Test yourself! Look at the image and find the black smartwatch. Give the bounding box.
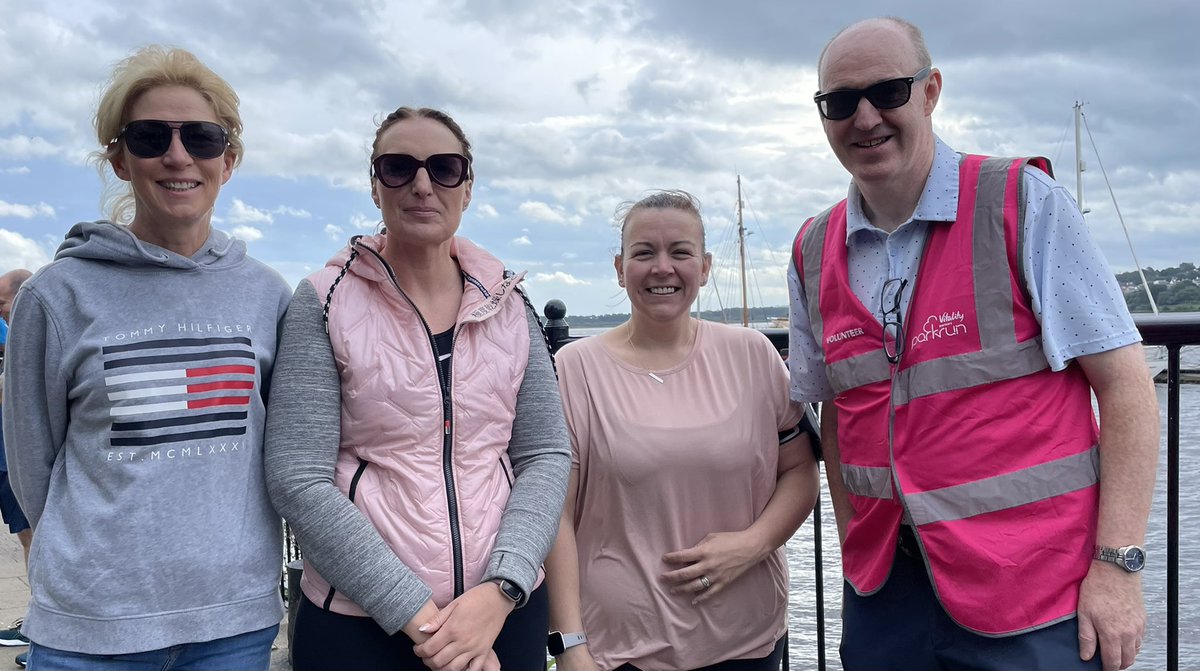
[547,631,588,656]
[1094,544,1146,572]
[491,578,524,604]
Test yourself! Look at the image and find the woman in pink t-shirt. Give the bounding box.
[545,190,820,670]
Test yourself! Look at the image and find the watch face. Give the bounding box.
[1122,547,1146,572]
[497,579,523,602]
[547,632,565,656]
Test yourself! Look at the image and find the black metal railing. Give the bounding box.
[1132,312,1199,671]
[543,304,1200,671]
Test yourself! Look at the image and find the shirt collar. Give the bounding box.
[844,136,961,239]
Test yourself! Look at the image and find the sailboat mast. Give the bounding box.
[737,175,749,327]
[1076,102,1158,313]
[1074,101,1088,214]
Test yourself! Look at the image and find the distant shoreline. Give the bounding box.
[551,306,1179,328]
[553,306,790,328]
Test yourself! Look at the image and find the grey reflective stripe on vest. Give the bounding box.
[799,210,830,356]
[973,157,1020,352]
[841,463,893,499]
[801,207,891,392]
[892,337,1048,405]
[892,156,1049,404]
[828,350,891,391]
[905,446,1099,525]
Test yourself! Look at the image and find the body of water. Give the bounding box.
[783,347,1200,670]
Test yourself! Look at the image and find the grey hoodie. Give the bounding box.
[1,221,289,653]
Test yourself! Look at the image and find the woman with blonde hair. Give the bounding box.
[2,46,289,669]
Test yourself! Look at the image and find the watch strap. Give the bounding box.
[1094,544,1146,572]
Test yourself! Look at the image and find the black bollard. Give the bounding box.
[544,299,571,353]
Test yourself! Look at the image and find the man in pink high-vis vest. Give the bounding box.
[787,16,1159,671]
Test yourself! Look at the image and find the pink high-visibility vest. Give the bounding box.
[794,155,1100,635]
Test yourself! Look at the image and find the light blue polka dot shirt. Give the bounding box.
[788,137,1140,403]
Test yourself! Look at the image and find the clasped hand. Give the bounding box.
[412,583,514,671]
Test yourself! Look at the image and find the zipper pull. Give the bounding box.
[444,419,451,435]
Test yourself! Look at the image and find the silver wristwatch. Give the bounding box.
[1094,544,1146,572]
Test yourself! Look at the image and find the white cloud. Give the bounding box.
[325,224,345,241]
[273,205,312,219]
[0,200,54,219]
[0,229,52,271]
[475,204,499,218]
[230,225,264,242]
[517,201,582,226]
[3,166,31,175]
[533,271,589,285]
[1,1,1197,320]
[349,212,380,231]
[511,235,532,246]
[0,135,60,158]
[228,199,274,225]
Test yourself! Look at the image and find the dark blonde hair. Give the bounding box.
[93,45,243,224]
[615,189,706,253]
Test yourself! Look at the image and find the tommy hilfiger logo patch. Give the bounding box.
[102,336,256,452]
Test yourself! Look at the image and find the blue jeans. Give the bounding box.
[28,624,278,671]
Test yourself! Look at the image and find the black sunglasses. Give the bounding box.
[117,120,229,160]
[372,153,470,189]
[814,67,932,121]
[881,278,908,364]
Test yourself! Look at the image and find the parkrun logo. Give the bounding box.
[911,311,968,348]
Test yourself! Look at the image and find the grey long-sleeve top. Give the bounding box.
[264,280,570,634]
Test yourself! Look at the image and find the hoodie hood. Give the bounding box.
[55,220,245,271]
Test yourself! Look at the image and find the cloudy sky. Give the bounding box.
[1,0,1196,318]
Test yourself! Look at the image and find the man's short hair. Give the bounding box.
[817,17,932,89]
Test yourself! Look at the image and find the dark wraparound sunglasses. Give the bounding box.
[814,67,932,121]
[372,153,470,189]
[881,277,907,364]
[117,120,230,160]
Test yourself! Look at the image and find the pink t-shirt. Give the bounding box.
[556,320,803,670]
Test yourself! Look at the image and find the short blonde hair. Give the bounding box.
[92,45,243,224]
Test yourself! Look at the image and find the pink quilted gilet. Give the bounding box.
[298,233,531,615]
